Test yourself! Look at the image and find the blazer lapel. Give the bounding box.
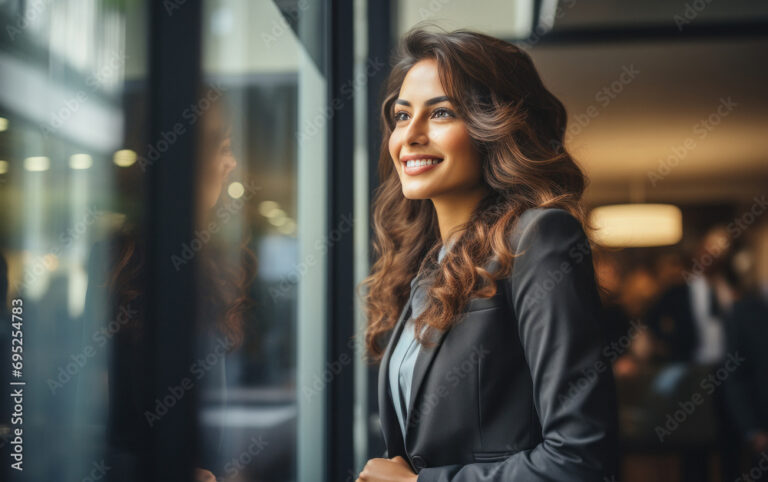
[403,254,499,442]
[378,258,460,451]
[404,321,450,441]
[378,283,418,455]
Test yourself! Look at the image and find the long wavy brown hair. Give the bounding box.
[105,224,256,350]
[361,27,598,363]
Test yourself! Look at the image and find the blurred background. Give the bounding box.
[0,1,766,481]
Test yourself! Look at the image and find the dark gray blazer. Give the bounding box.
[377,207,619,481]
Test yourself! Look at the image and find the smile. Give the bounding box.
[403,158,443,175]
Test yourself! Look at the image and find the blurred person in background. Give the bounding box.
[654,251,687,293]
[718,232,768,481]
[595,251,632,350]
[644,226,728,364]
[619,265,660,324]
[644,225,740,481]
[610,264,658,378]
[593,253,657,380]
[612,251,686,376]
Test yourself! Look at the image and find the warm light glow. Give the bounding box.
[227,181,245,199]
[590,204,683,247]
[69,153,93,170]
[113,149,137,167]
[259,200,279,217]
[268,213,288,227]
[277,219,297,235]
[0,117,8,132]
[24,156,50,172]
[0,160,7,174]
[43,253,59,271]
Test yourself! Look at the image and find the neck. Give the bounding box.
[431,184,490,244]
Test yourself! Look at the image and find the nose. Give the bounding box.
[404,115,428,146]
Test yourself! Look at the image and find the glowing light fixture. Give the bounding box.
[24,156,50,172]
[227,181,245,199]
[589,204,682,247]
[69,153,93,170]
[0,117,8,131]
[113,149,137,167]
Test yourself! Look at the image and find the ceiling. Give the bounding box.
[396,0,768,205]
[530,35,768,205]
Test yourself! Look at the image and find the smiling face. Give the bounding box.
[198,103,237,213]
[389,58,485,201]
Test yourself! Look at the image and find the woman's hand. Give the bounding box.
[195,467,217,482]
[355,455,418,482]
[750,431,768,454]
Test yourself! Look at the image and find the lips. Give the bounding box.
[400,156,444,176]
[400,154,442,163]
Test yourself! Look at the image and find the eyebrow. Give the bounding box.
[394,95,451,107]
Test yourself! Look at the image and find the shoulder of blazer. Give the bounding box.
[461,208,586,312]
[509,207,585,255]
[502,207,591,299]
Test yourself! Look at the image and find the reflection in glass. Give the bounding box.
[0,1,146,481]
[196,0,329,480]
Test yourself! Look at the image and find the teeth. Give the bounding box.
[406,159,442,168]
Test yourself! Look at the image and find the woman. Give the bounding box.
[358,28,619,481]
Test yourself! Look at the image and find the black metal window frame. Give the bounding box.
[144,1,203,481]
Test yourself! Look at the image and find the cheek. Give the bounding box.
[388,131,401,164]
[436,124,473,156]
[437,126,477,166]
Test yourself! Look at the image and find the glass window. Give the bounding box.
[0,1,147,481]
[195,1,328,480]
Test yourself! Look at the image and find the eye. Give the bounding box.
[431,107,455,119]
[392,107,455,123]
[393,110,409,122]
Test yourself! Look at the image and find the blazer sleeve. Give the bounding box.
[417,208,619,482]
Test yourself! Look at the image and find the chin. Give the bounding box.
[398,173,447,200]
[202,193,221,212]
[401,189,434,200]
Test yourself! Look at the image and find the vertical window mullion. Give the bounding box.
[145,1,203,481]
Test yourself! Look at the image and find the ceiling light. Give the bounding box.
[589,204,683,247]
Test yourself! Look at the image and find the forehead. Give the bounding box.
[398,58,445,101]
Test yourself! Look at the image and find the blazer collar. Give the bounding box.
[378,271,452,451]
[378,239,460,450]
[404,317,450,439]
[377,284,416,455]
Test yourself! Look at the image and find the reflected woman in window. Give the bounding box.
[359,28,618,481]
[81,84,256,482]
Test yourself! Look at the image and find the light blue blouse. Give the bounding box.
[388,243,449,441]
